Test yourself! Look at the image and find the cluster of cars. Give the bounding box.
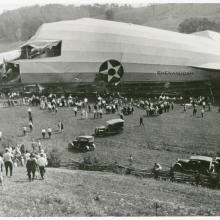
[68,118,220,177]
[68,118,124,152]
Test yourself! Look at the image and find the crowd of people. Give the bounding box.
[0,90,218,188]
[0,144,48,186]
[136,96,175,116]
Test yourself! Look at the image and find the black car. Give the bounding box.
[173,155,215,175]
[68,135,96,152]
[94,118,124,137]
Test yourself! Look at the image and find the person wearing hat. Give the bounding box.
[26,153,38,181]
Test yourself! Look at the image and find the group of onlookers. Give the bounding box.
[0,146,48,186]
[136,97,175,117]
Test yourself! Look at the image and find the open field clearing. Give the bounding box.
[0,104,219,170]
[0,167,220,216]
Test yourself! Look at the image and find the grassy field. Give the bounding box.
[0,167,220,216]
[0,103,220,216]
[0,103,220,171]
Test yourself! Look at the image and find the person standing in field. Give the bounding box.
[140,116,144,127]
[48,127,52,138]
[23,126,27,136]
[193,107,197,116]
[171,102,174,111]
[202,101,206,110]
[42,129,46,139]
[28,107,33,123]
[29,121,33,132]
[201,108,204,118]
[58,121,64,132]
[183,104,186,112]
[73,106,77,117]
[60,121,64,132]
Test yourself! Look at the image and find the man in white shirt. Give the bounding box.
[42,129,46,139]
[48,127,52,138]
[37,154,47,180]
[23,126,27,136]
[3,149,13,177]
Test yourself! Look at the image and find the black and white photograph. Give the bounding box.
[0,0,220,217]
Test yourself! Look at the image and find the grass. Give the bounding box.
[0,167,220,216]
[0,103,220,216]
[0,104,219,170]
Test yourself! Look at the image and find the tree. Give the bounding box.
[178,17,220,33]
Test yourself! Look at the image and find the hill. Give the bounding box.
[0,104,220,171]
[1,167,220,216]
[2,4,220,52]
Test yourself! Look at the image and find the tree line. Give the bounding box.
[1,3,220,42]
[0,4,132,41]
[178,17,220,33]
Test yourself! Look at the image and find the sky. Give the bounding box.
[0,0,219,14]
[0,0,150,14]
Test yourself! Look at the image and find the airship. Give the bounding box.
[2,18,220,94]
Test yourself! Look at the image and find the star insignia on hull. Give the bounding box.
[98,60,124,86]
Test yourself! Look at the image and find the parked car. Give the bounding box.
[94,118,124,137]
[173,155,215,175]
[214,157,220,173]
[68,135,95,152]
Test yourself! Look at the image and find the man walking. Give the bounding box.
[37,154,47,180]
[3,149,13,177]
[26,154,38,181]
[140,116,144,127]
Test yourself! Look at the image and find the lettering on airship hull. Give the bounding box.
[97,60,124,85]
[157,71,194,76]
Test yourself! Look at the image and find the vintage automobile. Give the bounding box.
[68,135,96,152]
[94,118,124,137]
[215,157,220,172]
[173,155,215,175]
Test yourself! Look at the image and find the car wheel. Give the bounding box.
[173,163,182,172]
